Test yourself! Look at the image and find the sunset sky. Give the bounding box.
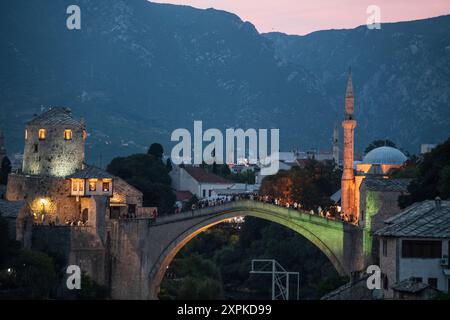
[150,0,450,35]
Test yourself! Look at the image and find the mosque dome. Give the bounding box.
[362,146,407,165]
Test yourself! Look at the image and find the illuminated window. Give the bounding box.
[102,182,110,192]
[25,129,28,141]
[83,130,87,141]
[38,129,46,140]
[64,129,73,140]
[72,180,84,192]
[89,179,97,191]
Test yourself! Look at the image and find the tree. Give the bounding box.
[0,156,11,185]
[399,138,450,208]
[390,155,419,178]
[127,178,176,214]
[364,139,396,154]
[147,143,164,161]
[260,159,340,211]
[203,163,255,184]
[107,154,171,185]
[7,250,58,299]
[197,278,224,300]
[107,154,175,214]
[0,217,20,266]
[75,273,109,300]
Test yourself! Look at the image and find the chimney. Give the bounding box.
[435,197,442,209]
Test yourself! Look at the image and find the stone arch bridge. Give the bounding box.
[107,200,368,300]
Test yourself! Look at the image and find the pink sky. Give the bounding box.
[150,0,450,35]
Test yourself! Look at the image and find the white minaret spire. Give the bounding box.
[341,68,357,222]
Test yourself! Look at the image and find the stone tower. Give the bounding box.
[341,70,357,221]
[22,107,86,177]
[333,123,339,167]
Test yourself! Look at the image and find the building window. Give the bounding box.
[203,189,206,198]
[25,129,28,141]
[72,180,84,192]
[382,239,388,257]
[402,240,442,259]
[38,128,46,140]
[34,144,38,153]
[64,129,73,140]
[209,190,212,197]
[89,179,97,191]
[102,182,110,192]
[83,130,87,141]
[428,278,438,288]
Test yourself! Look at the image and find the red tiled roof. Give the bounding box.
[176,191,194,202]
[183,166,231,184]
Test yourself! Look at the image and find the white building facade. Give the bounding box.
[170,165,233,199]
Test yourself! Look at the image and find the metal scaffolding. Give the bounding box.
[249,259,300,300]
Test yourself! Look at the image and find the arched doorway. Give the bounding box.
[82,208,89,224]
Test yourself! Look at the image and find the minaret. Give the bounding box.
[341,69,357,221]
[332,123,339,167]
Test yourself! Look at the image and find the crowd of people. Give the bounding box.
[64,218,88,226]
[180,192,346,222]
[180,192,258,212]
[192,193,258,210]
[34,195,346,225]
[255,195,346,221]
[31,213,89,227]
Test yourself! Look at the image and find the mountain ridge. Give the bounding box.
[0,0,449,164]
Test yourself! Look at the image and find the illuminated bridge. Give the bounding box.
[108,200,370,299]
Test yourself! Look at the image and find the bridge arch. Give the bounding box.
[148,200,359,299]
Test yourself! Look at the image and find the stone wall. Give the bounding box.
[379,237,398,299]
[359,186,405,264]
[22,123,85,178]
[31,225,107,291]
[6,173,80,223]
[108,219,152,299]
